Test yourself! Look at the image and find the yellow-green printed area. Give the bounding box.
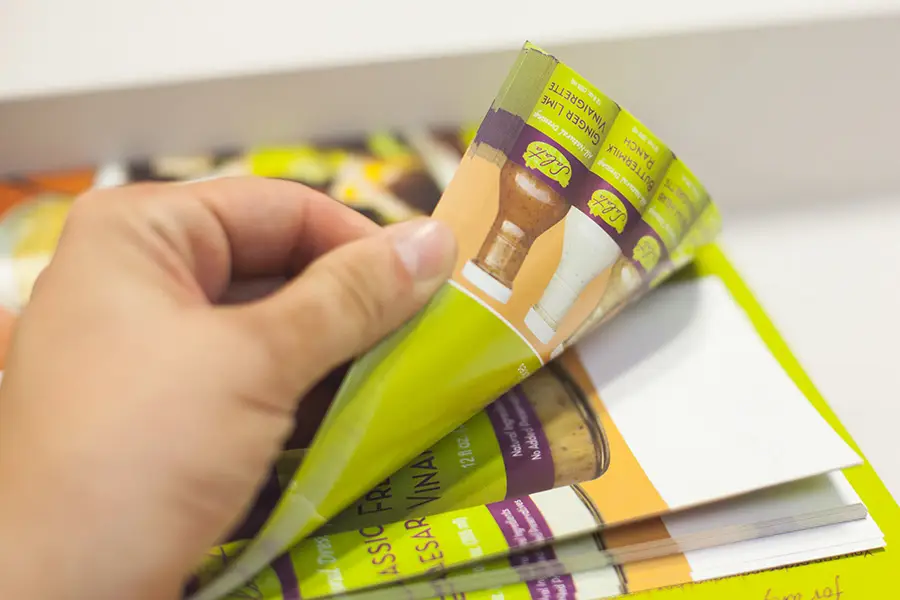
[589,111,671,213]
[234,505,513,599]
[228,283,542,577]
[524,63,618,168]
[324,412,507,533]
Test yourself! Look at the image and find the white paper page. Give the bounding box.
[685,516,883,581]
[563,475,878,599]
[574,276,861,510]
[662,472,860,538]
[557,472,864,598]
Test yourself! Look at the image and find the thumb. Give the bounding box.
[235,217,457,397]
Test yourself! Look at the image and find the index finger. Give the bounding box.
[175,176,381,279]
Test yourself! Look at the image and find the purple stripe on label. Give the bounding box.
[527,574,579,600]
[509,544,558,568]
[487,386,556,498]
[571,174,644,247]
[620,220,670,275]
[474,108,528,156]
[486,496,554,548]
[508,125,591,199]
[271,553,301,600]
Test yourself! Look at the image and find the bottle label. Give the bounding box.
[321,385,558,532]
[524,63,619,167]
[572,178,643,241]
[621,160,712,275]
[588,111,673,213]
[223,488,596,599]
[509,131,584,196]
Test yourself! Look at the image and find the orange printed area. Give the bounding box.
[624,548,692,590]
[600,517,691,593]
[558,350,668,524]
[621,552,694,594]
[0,169,94,217]
[432,150,623,360]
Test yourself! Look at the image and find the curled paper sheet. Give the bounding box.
[292,365,610,534]
[192,41,720,599]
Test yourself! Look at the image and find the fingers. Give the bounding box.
[180,177,380,278]
[231,218,457,400]
[56,177,383,304]
[218,277,288,305]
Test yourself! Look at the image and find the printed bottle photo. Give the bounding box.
[524,111,673,345]
[462,60,619,304]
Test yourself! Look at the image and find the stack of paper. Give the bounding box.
[1,151,889,600]
[180,276,872,600]
[0,46,894,600]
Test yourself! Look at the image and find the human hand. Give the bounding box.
[0,177,456,599]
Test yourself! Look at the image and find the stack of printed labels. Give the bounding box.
[0,120,890,600]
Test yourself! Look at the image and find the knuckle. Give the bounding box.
[316,258,388,341]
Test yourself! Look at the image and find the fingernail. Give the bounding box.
[388,218,457,285]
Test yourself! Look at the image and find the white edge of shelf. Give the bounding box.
[2,0,900,102]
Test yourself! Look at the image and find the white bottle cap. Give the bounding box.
[525,307,557,344]
[461,261,512,304]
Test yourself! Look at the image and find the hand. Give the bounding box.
[0,177,456,599]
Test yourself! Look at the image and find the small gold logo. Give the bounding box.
[522,141,572,187]
[588,189,627,233]
[632,235,661,271]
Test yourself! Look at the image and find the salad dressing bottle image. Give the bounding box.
[461,63,620,304]
[462,163,571,303]
[524,111,673,344]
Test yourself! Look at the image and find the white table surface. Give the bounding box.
[722,197,900,502]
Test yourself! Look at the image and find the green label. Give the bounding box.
[210,492,569,599]
[522,141,573,188]
[591,111,672,212]
[643,160,705,251]
[325,412,507,533]
[449,584,534,600]
[632,235,662,272]
[671,160,709,221]
[194,542,247,591]
[649,204,721,289]
[525,63,619,166]
[289,508,510,597]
